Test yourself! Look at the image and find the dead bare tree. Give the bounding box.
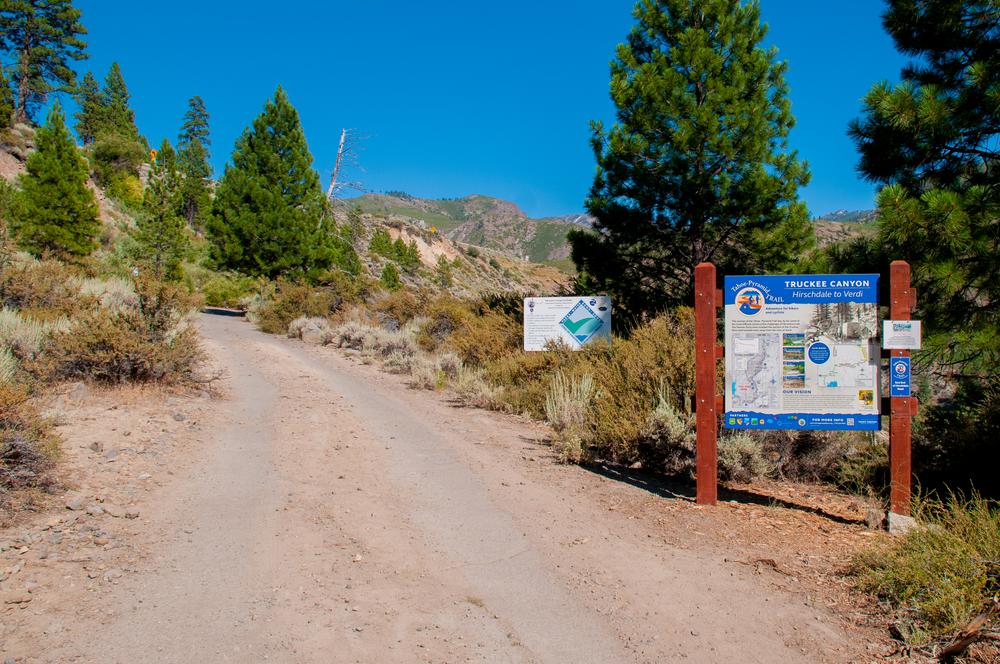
[325,128,367,201]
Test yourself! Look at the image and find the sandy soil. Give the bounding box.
[0,314,899,663]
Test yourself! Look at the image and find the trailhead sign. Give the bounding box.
[523,296,612,351]
[723,274,881,431]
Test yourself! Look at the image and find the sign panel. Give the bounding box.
[523,296,612,351]
[890,356,911,397]
[883,320,921,350]
[724,274,881,431]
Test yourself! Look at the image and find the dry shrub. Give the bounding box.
[408,356,444,390]
[331,321,418,358]
[0,257,86,318]
[585,310,696,463]
[368,289,425,330]
[416,296,475,352]
[637,392,696,476]
[484,347,578,418]
[452,366,505,410]
[718,432,773,483]
[853,492,1000,644]
[383,351,415,375]
[287,316,331,344]
[545,371,598,463]
[255,281,339,335]
[76,277,138,311]
[0,384,59,498]
[43,278,203,385]
[0,347,15,383]
[437,352,462,379]
[446,310,521,366]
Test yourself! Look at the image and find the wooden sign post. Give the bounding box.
[888,260,918,518]
[694,263,719,505]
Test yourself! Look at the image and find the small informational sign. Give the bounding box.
[523,296,612,351]
[723,274,881,431]
[890,357,912,397]
[883,320,922,350]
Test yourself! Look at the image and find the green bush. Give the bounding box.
[200,273,258,308]
[853,492,1000,644]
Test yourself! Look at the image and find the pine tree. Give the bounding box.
[11,102,99,258]
[849,0,1000,374]
[73,70,102,144]
[380,262,402,291]
[0,0,88,124]
[100,62,141,142]
[208,87,335,279]
[177,96,212,229]
[569,0,812,317]
[0,68,14,129]
[132,139,188,280]
[87,63,147,200]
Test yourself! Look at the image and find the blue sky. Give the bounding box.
[71,1,906,218]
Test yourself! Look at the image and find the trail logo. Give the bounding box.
[560,300,605,345]
[736,288,765,316]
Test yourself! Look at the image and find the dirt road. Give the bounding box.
[0,314,878,663]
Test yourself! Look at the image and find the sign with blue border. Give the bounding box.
[723,274,881,431]
[890,357,911,397]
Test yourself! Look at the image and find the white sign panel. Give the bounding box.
[883,320,921,350]
[724,274,881,431]
[523,296,612,351]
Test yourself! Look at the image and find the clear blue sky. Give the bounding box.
[71,1,906,218]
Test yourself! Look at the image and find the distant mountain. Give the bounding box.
[343,193,586,265]
[815,209,877,223]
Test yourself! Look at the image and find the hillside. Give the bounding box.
[341,203,571,296]
[344,193,590,266]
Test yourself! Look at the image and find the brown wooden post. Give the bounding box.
[695,263,718,505]
[889,260,914,516]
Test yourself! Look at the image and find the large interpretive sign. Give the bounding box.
[523,296,612,351]
[723,274,881,431]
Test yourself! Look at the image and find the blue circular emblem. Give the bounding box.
[808,342,831,364]
[736,288,765,316]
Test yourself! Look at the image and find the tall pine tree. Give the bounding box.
[0,0,88,124]
[849,0,1000,374]
[100,62,141,142]
[569,0,812,317]
[12,102,99,258]
[72,70,102,144]
[177,96,212,230]
[87,63,147,200]
[133,139,188,280]
[208,87,336,279]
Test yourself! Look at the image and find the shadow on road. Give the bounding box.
[584,462,867,526]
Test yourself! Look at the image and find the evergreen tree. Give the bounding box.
[73,70,102,144]
[569,0,812,317]
[0,0,88,124]
[849,0,1000,374]
[132,139,188,280]
[208,87,335,279]
[0,68,14,129]
[11,102,98,258]
[100,62,141,142]
[380,262,402,291]
[87,63,147,200]
[177,96,212,229]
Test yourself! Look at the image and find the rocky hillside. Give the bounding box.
[344,193,588,266]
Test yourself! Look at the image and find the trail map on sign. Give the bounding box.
[724,275,881,431]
